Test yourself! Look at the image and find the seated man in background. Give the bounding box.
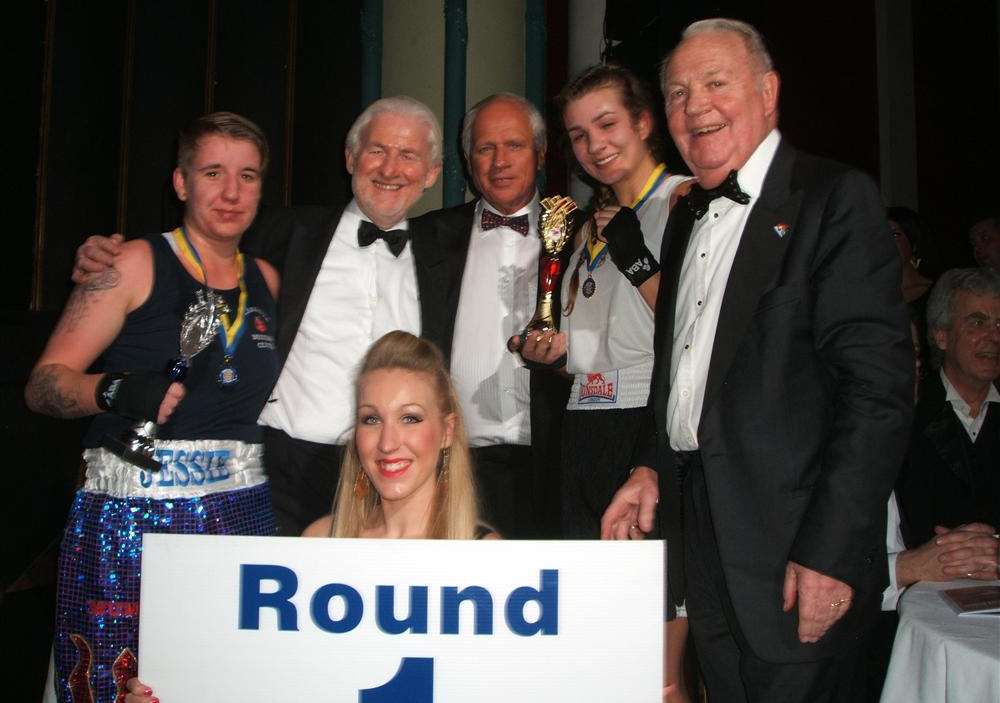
[969,216,1000,273]
[898,267,999,551]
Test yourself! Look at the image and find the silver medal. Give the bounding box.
[179,289,228,361]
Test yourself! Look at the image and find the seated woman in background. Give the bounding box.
[125,330,494,702]
[28,111,280,703]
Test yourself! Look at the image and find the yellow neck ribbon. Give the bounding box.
[171,227,248,354]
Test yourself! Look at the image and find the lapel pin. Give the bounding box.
[773,223,789,238]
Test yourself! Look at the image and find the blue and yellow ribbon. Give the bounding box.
[630,163,668,211]
[584,164,669,271]
[170,227,248,358]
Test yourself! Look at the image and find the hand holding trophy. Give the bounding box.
[508,195,578,355]
[99,290,226,471]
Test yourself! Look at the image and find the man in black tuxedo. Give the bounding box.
[417,93,569,538]
[73,96,451,536]
[898,267,1000,549]
[601,18,912,701]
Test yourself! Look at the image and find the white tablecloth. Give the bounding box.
[881,579,1000,703]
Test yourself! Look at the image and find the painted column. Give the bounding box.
[360,0,383,108]
[443,0,468,207]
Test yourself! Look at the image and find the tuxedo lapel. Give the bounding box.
[653,201,696,405]
[409,215,453,360]
[442,202,478,326]
[410,200,478,363]
[701,142,802,419]
[276,207,343,364]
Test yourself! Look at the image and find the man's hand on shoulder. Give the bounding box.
[72,233,124,285]
[782,561,854,644]
[600,466,658,540]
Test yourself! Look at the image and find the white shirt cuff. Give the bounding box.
[881,551,904,611]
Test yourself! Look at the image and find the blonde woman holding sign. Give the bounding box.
[303,330,495,540]
[125,331,495,702]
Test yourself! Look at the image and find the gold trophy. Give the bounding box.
[511,196,577,349]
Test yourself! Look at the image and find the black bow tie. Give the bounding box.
[357,220,408,257]
[480,209,530,236]
[684,170,751,220]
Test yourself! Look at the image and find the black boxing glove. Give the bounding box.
[95,371,173,421]
[601,207,660,288]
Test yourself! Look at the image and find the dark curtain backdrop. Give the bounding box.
[6,2,361,697]
[601,0,996,271]
[604,1,881,180]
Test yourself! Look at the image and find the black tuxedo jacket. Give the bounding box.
[648,140,913,661]
[241,203,454,366]
[898,373,1000,547]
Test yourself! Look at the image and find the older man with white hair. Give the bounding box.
[602,18,912,701]
[418,92,570,539]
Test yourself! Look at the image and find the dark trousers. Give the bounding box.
[561,407,650,539]
[264,427,344,536]
[682,455,867,703]
[471,444,535,539]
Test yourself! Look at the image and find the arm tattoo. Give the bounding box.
[26,364,85,418]
[54,279,111,335]
[83,268,121,292]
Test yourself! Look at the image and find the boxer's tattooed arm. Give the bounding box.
[26,364,86,418]
[54,277,116,335]
[28,271,122,417]
[83,268,121,292]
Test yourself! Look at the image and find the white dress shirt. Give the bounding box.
[450,198,539,447]
[667,129,782,450]
[883,492,907,610]
[940,369,1000,441]
[258,200,420,444]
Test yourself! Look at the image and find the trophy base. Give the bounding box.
[103,421,162,472]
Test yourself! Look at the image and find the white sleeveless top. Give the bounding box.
[563,174,691,410]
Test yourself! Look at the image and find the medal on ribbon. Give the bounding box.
[582,234,607,299]
[102,230,231,471]
[580,164,668,300]
[171,227,248,388]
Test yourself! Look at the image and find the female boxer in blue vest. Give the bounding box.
[27,112,280,703]
[518,65,692,702]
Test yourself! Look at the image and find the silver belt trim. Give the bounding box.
[82,440,267,499]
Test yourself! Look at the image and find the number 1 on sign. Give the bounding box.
[359,657,434,702]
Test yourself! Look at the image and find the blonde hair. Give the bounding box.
[331,331,482,539]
